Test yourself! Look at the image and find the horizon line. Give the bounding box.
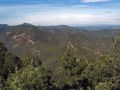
[0,23,120,27]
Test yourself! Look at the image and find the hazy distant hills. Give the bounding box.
[0,23,120,68]
[76,25,120,31]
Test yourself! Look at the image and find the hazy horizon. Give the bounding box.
[0,0,120,25]
[0,22,120,26]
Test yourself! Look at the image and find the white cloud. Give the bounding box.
[81,0,110,3]
[0,4,119,25]
[1,11,119,25]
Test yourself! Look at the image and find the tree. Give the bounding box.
[81,58,115,90]
[0,42,22,89]
[53,48,87,90]
[109,33,120,90]
[6,60,54,90]
[31,57,42,67]
[3,53,22,79]
[0,42,7,78]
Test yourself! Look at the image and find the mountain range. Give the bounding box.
[0,23,119,68]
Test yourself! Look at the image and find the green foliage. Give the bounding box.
[6,65,54,90]
[113,33,120,54]
[53,48,87,89]
[1,32,120,90]
[0,42,22,90]
[0,42,7,77]
[31,57,42,67]
[95,82,110,90]
[81,58,116,90]
[0,76,4,90]
[4,52,22,74]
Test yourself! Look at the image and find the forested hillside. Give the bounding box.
[0,0,120,89]
[0,31,120,90]
[0,24,119,69]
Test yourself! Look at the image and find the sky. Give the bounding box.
[0,0,120,25]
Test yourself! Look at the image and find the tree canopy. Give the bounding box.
[0,33,120,90]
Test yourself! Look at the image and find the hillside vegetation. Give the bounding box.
[0,32,120,90]
[0,24,120,90]
[0,24,119,69]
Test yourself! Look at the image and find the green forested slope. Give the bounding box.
[0,33,120,90]
[0,24,119,69]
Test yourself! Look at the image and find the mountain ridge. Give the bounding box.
[0,23,119,68]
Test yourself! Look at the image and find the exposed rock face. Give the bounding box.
[0,24,119,62]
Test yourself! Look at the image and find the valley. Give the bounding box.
[0,23,119,69]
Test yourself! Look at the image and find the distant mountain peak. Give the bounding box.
[22,23,33,26]
[0,24,10,30]
[0,24,9,27]
[16,23,36,27]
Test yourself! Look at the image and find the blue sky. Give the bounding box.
[0,0,120,25]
